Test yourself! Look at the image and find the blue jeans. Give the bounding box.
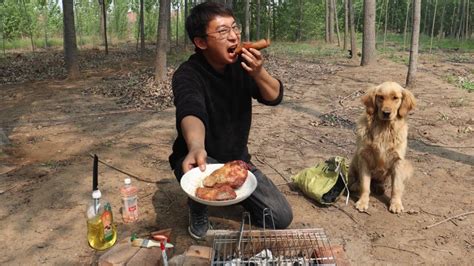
[173,156,293,229]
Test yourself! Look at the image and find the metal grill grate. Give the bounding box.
[211,212,336,265]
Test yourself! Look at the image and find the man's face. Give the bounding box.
[202,16,241,67]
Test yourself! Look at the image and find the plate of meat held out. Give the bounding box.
[180,160,258,206]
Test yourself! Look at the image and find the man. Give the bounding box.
[169,2,293,240]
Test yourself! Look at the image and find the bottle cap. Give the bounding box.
[92,190,102,199]
[124,178,131,185]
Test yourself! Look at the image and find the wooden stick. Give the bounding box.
[88,153,156,183]
[296,134,319,145]
[0,184,17,194]
[330,204,359,225]
[424,211,474,229]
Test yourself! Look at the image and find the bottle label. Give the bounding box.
[101,204,114,241]
[123,196,138,215]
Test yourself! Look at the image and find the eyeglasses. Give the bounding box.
[206,24,241,40]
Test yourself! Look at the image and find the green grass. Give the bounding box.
[444,74,474,93]
[2,32,472,55]
[461,81,474,92]
[0,37,63,51]
[386,52,409,64]
[376,32,474,53]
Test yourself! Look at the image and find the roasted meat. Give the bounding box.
[203,160,249,189]
[195,185,237,201]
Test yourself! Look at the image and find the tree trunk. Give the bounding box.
[75,1,82,48]
[168,4,172,52]
[456,0,466,40]
[406,0,421,88]
[100,0,108,54]
[297,0,303,41]
[21,0,35,52]
[63,0,80,80]
[403,0,411,50]
[467,0,471,39]
[437,0,445,39]
[325,0,330,42]
[1,18,6,55]
[44,6,49,48]
[99,0,104,44]
[272,0,276,40]
[244,0,250,41]
[429,0,437,53]
[334,0,341,46]
[140,0,145,53]
[361,0,376,66]
[184,0,188,46]
[422,0,430,35]
[450,0,458,37]
[344,0,349,50]
[155,0,170,82]
[383,0,389,48]
[464,0,470,39]
[329,0,335,43]
[176,2,180,49]
[348,0,357,59]
[377,0,383,32]
[256,0,261,40]
[266,1,271,40]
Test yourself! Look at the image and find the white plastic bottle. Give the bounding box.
[121,177,138,223]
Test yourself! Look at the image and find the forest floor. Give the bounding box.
[0,44,473,265]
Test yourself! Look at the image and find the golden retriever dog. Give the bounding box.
[349,82,416,213]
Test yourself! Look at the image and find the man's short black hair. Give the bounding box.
[185,2,235,47]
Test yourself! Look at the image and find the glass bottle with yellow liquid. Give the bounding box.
[86,190,117,250]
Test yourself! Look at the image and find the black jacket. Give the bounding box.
[169,52,283,169]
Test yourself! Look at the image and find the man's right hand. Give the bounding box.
[182,147,207,174]
[180,115,207,174]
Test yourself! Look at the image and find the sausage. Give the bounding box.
[235,39,271,54]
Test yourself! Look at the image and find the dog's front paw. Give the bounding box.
[355,197,370,212]
[389,200,404,213]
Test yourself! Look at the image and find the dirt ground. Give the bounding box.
[0,46,473,265]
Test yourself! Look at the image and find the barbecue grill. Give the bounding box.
[211,210,336,265]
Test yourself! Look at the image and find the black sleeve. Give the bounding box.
[172,66,209,132]
[253,79,284,106]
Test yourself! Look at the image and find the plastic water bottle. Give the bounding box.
[121,177,138,223]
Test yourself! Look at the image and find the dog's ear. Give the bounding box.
[399,89,416,117]
[361,87,377,116]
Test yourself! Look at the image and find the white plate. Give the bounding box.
[180,163,257,206]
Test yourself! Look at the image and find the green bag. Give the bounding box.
[291,156,350,205]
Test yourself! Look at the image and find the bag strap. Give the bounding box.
[334,158,350,205]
